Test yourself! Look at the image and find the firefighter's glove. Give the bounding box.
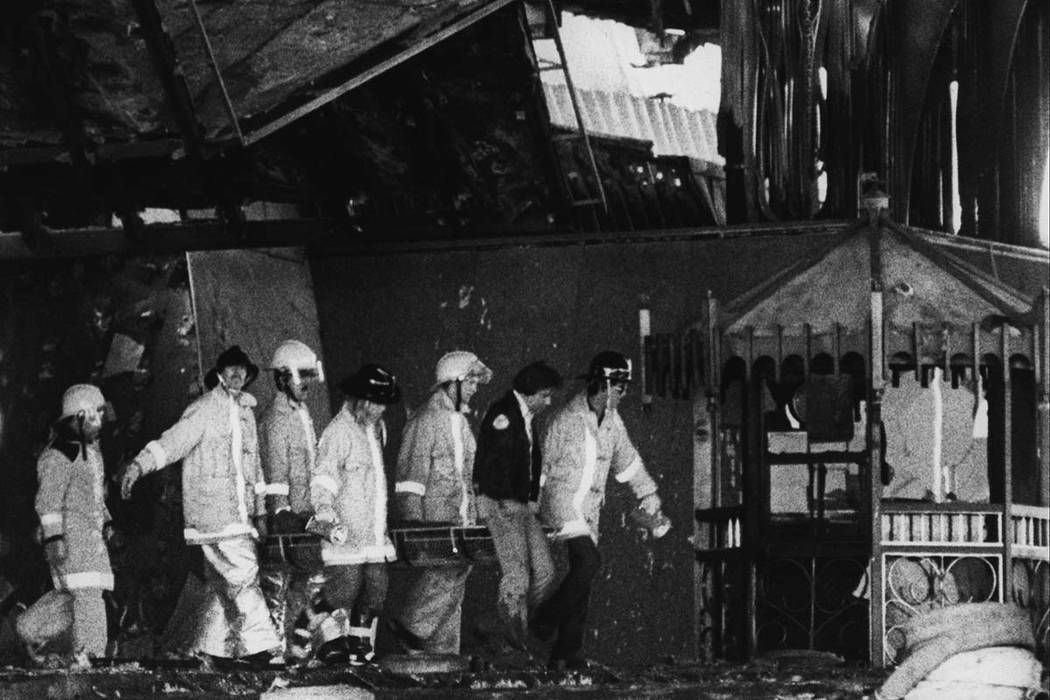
[43,536,67,565]
[253,515,269,539]
[639,492,662,516]
[272,509,304,535]
[119,460,143,500]
[305,517,347,544]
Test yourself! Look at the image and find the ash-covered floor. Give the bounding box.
[0,654,887,699]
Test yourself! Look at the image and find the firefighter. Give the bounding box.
[119,345,279,665]
[308,365,401,665]
[473,361,562,657]
[35,384,117,662]
[258,339,325,661]
[532,351,664,669]
[389,351,492,655]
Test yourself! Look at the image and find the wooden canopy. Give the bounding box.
[719,216,1046,383]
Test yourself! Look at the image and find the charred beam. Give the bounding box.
[129,0,206,160]
[22,10,98,225]
[0,218,340,260]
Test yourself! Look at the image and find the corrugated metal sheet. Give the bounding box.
[543,82,722,165]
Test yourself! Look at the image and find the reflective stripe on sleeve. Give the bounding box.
[395,481,426,496]
[253,481,268,495]
[267,482,290,496]
[63,571,115,590]
[40,513,63,527]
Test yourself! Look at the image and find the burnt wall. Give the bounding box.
[310,231,849,664]
[0,255,198,660]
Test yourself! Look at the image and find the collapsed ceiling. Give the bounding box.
[0,0,1046,252]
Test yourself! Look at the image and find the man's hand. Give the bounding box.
[252,515,269,539]
[43,537,67,565]
[639,492,662,516]
[119,460,142,500]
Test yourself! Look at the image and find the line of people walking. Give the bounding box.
[31,342,667,670]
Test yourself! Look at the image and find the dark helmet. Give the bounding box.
[584,351,633,383]
[204,345,259,389]
[340,364,402,405]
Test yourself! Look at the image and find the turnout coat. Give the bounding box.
[36,436,113,591]
[394,390,477,525]
[259,392,317,516]
[539,392,658,542]
[134,385,266,544]
[311,406,396,565]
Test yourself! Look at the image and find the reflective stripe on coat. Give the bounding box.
[260,392,317,514]
[539,392,657,542]
[311,406,396,565]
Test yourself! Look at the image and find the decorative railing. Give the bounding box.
[1010,505,1050,560]
[881,504,1002,546]
[879,502,1050,664]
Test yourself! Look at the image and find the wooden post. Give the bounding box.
[639,307,652,411]
[708,293,722,508]
[1040,289,1050,507]
[1002,323,1014,602]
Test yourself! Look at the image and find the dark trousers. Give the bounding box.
[323,563,388,622]
[534,535,601,662]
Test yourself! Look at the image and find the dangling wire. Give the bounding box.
[603,377,612,424]
[75,413,88,459]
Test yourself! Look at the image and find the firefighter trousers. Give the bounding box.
[533,535,601,663]
[70,588,107,658]
[193,536,280,658]
[396,564,471,654]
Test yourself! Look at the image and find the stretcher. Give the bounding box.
[262,525,499,568]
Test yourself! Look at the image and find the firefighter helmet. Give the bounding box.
[204,345,259,389]
[270,339,325,384]
[433,351,492,389]
[340,364,401,404]
[61,384,105,420]
[584,351,633,383]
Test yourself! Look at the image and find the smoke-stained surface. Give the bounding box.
[187,248,330,425]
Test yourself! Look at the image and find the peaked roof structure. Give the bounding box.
[723,217,1035,335]
[719,215,1046,376]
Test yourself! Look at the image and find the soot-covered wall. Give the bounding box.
[310,232,847,664]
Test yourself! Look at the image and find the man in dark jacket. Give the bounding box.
[473,361,562,653]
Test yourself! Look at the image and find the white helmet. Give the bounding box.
[61,384,106,420]
[270,340,325,385]
[433,351,492,389]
